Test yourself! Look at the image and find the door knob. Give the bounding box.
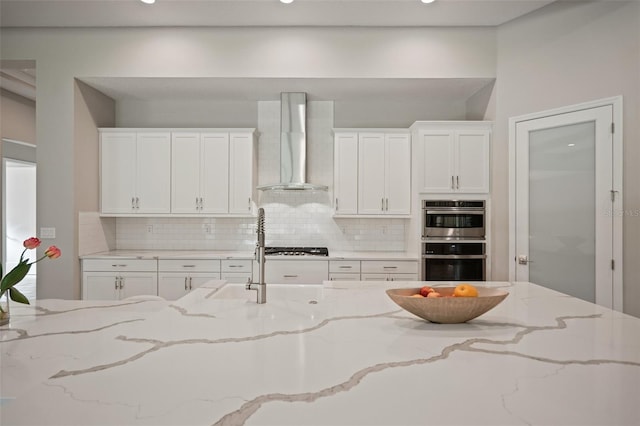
[517,255,533,265]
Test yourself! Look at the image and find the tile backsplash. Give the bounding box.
[113,191,406,252]
[83,99,408,254]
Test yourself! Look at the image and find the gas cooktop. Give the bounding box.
[265,247,329,257]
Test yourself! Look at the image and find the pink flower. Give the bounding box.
[45,246,61,259]
[23,237,41,250]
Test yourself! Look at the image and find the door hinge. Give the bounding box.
[611,259,615,270]
[611,122,615,134]
[611,189,619,202]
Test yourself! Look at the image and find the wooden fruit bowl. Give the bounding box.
[386,286,509,324]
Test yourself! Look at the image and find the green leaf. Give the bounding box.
[9,287,30,305]
[0,261,31,292]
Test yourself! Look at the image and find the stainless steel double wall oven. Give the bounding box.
[422,200,486,281]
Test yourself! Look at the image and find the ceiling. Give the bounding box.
[0,0,560,103]
[1,0,558,28]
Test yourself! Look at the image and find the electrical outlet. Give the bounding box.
[204,224,211,234]
[146,225,153,234]
[40,227,56,239]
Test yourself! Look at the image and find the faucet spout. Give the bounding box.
[247,208,267,304]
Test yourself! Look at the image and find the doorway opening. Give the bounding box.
[2,157,37,301]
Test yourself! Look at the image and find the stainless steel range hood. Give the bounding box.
[257,92,328,191]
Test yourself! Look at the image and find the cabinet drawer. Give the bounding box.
[158,259,220,272]
[329,260,361,273]
[82,259,157,272]
[361,260,418,274]
[221,259,253,273]
[264,260,328,284]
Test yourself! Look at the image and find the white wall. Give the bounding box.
[0,26,496,299]
[493,0,640,316]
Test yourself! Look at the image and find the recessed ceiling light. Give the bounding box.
[421,0,436,4]
[280,0,295,4]
[140,0,155,4]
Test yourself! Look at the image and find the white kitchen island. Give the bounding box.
[1,280,639,426]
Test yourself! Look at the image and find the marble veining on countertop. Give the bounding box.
[1,280,639,426]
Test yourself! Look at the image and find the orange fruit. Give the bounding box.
[453,284,478,297]
[426,291,441,298]
[410,293,424,298]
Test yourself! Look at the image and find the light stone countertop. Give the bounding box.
[80,250,420,261]
[1,280,639,426]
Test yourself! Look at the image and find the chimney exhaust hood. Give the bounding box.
[257,92,328,191]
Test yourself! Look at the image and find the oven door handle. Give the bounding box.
[425,209,484,215]
[422,255,487,259]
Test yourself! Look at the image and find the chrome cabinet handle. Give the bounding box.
[385,198,389,211]
[335,198,339,211]
[131,197,135,209]
[381,198,385,211]
[283,274,298,278]
[456,176,460,190]
[119,277,124,289]
[200,198,203,209]
[184,277,188,290]
[383,266,398,269]
[135,197,140,209]
[189,277,193,290]
[339,266,352,269]
[112,264,128,268]
[115,277,119,290]
[248,197,251,211]
[451,176,455,190]
[182,265,196,268]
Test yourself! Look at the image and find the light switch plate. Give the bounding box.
[40,227,56,239]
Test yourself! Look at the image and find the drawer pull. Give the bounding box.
[283,274,298,278]
[182,265,196,268]
[227,265,244,268]
[383,266,398,269]
[339,266,352,269]
[112,264,128,268]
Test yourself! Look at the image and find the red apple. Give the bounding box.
[419,285,433,297]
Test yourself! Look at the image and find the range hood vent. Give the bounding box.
[257,92,328,191]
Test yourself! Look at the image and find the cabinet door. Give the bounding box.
[419,130,455,193]
[456,130,490,193]
[329,273,361,281]
[385,133,411,214]
[171,133,201,213]
[100,132,137,214]
[228,133,254,214]
[120,272,158,299]
[158,273,190,300]
[188,273,220,290]
[201,133,230,214]
[358,133,386,215]
[360,273,389,282]
[82,272,120,300]
[136,132,171,214]
[334,133,359,215]
[221,272,253,284]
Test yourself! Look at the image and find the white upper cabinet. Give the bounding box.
[414,122,491,194]
[358,131,411,216]
[100,130,171,214]
[334,129,411,217]
[333,132,359,215]
[228,132,256,215]
[101,128,255,217]
[171,132,229,214]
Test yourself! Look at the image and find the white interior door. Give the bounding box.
[513,103,621,309]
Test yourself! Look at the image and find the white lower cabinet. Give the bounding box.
[329,260,361,281]
[263,260,329,284]
[158,259,221,300]
[221,259,254,284]
[82,259,158,300]
[360,260,418,281]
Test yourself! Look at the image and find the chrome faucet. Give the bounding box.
[246,207,266,304]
